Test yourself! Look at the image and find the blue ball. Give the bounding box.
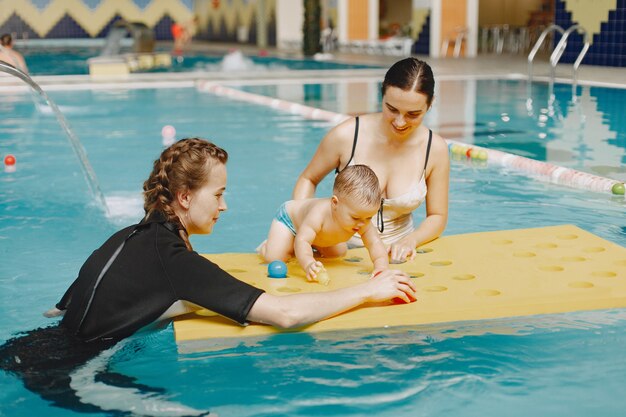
[267,260,288,278]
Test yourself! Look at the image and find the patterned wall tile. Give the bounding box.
[555,0,625,67]
[0,0,275,46]
[0,13,41,39]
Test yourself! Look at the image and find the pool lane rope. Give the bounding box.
[198,82,623,195]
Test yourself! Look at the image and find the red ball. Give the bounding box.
[4,154,16,166]
[465,148,473,158]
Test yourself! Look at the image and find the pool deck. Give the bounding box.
[1,40,624,89]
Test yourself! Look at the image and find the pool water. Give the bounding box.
[21,46,381,76]
[0,83,625,416]
[239,79,626,182]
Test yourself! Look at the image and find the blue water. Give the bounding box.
[0,83,625,416]
[21,46,380,75]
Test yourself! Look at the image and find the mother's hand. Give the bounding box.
[388,237,417,263]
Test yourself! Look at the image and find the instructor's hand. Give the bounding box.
[366,269,416,303]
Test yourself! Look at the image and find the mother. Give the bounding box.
[293,58,449,262]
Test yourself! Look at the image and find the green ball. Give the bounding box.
[612,183,625,195]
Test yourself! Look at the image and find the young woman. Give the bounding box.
[293,58,450,263]
[1,138,415,415]
[49,138,415,341]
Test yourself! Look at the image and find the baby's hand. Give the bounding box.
[305,260,324,281]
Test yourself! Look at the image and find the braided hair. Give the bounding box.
[143,138,228,250]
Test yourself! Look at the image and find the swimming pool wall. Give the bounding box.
[197,81,623,195]
[0,0,276,46]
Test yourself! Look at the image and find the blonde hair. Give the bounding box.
[143,138,228,250]
[333,164,381,207]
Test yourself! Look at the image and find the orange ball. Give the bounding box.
[4,154,16,166]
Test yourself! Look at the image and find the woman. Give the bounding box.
[1,138,415,415]
[293,58,449,263]
[44,138,416,340]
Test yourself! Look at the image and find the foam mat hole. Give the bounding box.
[226,268,247,273]
[343,256,363,263]
[453,274,476,281]
[591,271,617,278]
[409,272,425,278]
[475,289,501,296]
[583,247,606,253]
[539,265,564,272]
[430,260,452,267]
[416,248,433,254]
[561,256,586,262]
[492,239,513,245]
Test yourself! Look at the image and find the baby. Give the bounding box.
[260,164,389,282]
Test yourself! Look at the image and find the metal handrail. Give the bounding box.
[550,24,590,90]
[527,24,565,84]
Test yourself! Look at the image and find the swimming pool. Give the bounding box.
[20,46,381,76]
[234,78,626,182]
[0,82,625,416]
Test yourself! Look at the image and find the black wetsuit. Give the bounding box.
[0,212,263,415]
[57,212,264,342]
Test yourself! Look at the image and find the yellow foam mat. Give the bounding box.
[174,225,626,342]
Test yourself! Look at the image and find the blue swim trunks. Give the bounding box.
[275,202,296,235]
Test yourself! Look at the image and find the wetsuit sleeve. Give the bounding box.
[55,277,79,310]
[160,236,264,325]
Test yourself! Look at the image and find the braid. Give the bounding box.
[143,138,228,251]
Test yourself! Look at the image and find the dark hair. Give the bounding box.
[381,58,435,106]
[143,138,228,250]
[333,164,381,208]
[0,34,12,47]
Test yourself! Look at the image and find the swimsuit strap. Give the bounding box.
[335,116,359,174]
[423,129,433,171]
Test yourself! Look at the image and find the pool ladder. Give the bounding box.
[527,24,590,110]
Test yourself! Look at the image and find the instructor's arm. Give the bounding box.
[246,269,416,329]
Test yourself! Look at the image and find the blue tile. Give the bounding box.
[83,0,103,9]
[31,0,53,10]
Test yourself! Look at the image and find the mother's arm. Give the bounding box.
[246,269,416,329]
[292,118,355,199]
[389,135,450,262]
